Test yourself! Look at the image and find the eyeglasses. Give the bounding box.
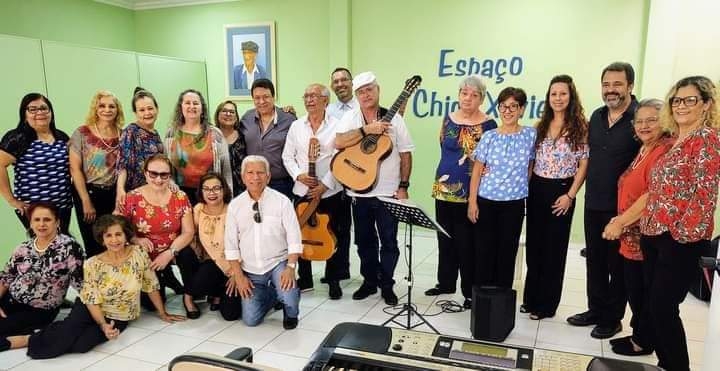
[221,109,236,115]
[302,94,326,101]
[252,201,261,223]
[147,170,171,180]
[498,103,520,113]
[634,117,660,126]
[26,106,50,114]
[670,96,701,107]
[202,185,223,193]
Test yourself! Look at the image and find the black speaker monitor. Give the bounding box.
[471,285,516,342]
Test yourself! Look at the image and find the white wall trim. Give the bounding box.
[94,0,241,11]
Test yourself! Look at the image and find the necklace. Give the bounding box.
[630,143,657,170]
[33,236,55,254]
[93,123,119,150]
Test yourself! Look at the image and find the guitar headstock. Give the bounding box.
[403,75,422,95]
[308,137,321,162]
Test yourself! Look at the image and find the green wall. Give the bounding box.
[134,0,332,115]
[0,0,135,51]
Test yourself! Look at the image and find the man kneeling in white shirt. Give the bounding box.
[224,155,302,329]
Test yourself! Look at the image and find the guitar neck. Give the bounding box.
[309,161,316,178]
[381,90,411,122]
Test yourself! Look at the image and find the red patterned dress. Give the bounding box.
[122,189,192,259]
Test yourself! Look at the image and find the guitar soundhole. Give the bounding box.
[360,137,377,154]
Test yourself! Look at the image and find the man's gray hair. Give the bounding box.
[241,155,271,177]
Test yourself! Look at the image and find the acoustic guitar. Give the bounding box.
[296,137,336,261]
[331,75,422,192]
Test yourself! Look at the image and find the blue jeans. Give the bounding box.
[352,197,399,288]
[241,261,300,326]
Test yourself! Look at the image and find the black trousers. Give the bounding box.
[15,207,71,236]
[434,199,475,298]
[297,192,352,285]
[0,295,59,337]
[523,176,574,315]
[584,208,626,327]
[623,256,654,350]
[474,197,525,289]
[186,260,242,321]
[141,247,199,310]
[27,298,128,359]
[72,184,117,258]
[643,233,704,371]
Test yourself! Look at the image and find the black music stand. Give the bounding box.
[378,197,447,334]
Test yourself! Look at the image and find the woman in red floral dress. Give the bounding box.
[122,154,200,318]
[639,76,720,371]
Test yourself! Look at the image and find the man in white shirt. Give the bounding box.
[326,68,358,121]
[282,83,352,300]
[335,71,415,305]
[225,155,302,329]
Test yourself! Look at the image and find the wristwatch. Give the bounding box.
[287,262,297,269]
[169,247,178,256]
[398,180,410,189]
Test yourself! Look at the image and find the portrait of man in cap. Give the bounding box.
[233,40,268,90]
[225,22,276,99]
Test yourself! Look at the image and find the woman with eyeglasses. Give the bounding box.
[0,202,83,340]
[214,101,246,197]
[116,87,164,212]
[468,87,536,290]
[121,154,200,318]
[522,75,588,320]
[0,93,73,232]
[165,90,232,205]
[638,76,720,371]
[600,99,672,357]
[185,173,242,320]
[70,90,124,258]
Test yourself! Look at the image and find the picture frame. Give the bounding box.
[224,22,276,100]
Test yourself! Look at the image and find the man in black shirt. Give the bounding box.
[567,62,640,339]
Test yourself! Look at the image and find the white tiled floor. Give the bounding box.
[0,231,709,370]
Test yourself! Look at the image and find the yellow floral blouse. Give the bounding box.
[79,246,160,321]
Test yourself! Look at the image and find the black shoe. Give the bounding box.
[566,310,599,326]
[352,283,378,300]
[580,248,587,258]
[529,312,555,320]
[381,287,399,306]
[297,279,314,293]
[463,298,472,309]
[328,281,342,300]
[611,337,654,356]
[184,298,201,319]
[591,323,622,339]
[282,307,298,330]
[273,300,284,311]
[320,274,350,284]
[424,286,455,296]
[519,304,530,313]
[0,338,10,352]
[210,303,220,311]
[610,335,633,346]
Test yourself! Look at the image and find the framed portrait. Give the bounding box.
[224,22,276,100]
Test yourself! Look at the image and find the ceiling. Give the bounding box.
[94,0,242,10]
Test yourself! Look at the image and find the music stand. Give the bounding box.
[378,197,448,334]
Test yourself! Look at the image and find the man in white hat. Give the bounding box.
[335,71,415,305]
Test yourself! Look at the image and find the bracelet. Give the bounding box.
[359,126,367,137]
[566,193,575,200]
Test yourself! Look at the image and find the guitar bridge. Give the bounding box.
[343,158,366,173]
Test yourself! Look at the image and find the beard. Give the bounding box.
[603,93,627,109]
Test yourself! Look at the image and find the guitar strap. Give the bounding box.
[361,107,388,125]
